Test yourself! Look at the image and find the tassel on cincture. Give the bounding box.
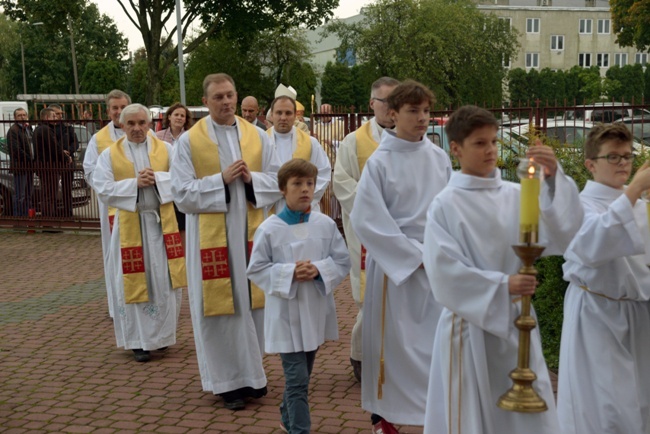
[377,274,389,400]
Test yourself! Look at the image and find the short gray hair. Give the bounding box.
[119,103,150,125]
[106,89,131,106]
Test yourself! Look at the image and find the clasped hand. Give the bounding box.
[137,168,156,188]
[222,159,252,184]
[293,260,319,282]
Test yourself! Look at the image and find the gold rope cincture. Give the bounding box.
[579,285,629,301]
[378,274,388,399]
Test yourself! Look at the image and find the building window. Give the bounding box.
[614,53,628,66]
[503,54,511,68]
[551,35,564,51]
[597,19,610,34]
[579,19,592,34]
[597,53,609,68]
[636,53,648,65]
[579,53,592,67]
[526,52,540,68]
[526,18,540,33]
[498,17,512,30]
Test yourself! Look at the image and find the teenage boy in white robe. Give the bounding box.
[93,104,184,363]
[333,77,400,383]
[558,123,650,434]
[247,159,351,434]
[266,95,331,212]
[83,89,131,318]
[422,105,582,434]
[171,73,282,410]
[350,80,452,433]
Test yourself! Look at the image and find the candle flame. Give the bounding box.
[528,166,536,175]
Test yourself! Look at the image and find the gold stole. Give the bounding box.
[110,136,187,303]
[97,125,119,231]
[189,116,266,316]
[266,127,312,161]
[356,120,380,302]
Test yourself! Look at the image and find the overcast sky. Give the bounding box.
[93,1,373,53]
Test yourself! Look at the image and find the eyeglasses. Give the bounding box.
[591,153,636,164]
[372,97,387,103]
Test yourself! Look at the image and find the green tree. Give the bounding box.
[320,61,355,109]
[324,0,519,108]
[1,1,128,97]
[507,68,530,106]
[610,0,650,51]
[0,14,19,99]
[126,48,179,106]
[80,60,125,94]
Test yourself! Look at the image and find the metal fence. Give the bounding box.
[3,102,650,230]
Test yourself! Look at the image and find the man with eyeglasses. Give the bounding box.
[332,77,400,385]
[558,122,650,434]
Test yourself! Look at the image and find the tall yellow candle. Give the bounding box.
[520,177,540,242]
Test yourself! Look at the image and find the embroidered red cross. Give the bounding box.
[109,214,115,233]
[201,247,230,280]
[361,245,367,271]
[122,247,145,274]
[164,233,184,259]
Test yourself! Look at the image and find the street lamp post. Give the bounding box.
[20,22,44,96]
[67,15,80,95]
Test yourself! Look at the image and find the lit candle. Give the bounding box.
[518,159,542,243]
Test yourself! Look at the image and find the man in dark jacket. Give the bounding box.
[33,107,71,217]
[7,108,34,216]
[49,104,78,217]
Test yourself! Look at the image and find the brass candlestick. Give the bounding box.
[497,241,548,413]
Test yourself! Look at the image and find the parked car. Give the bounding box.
[564,102,650,123]
[427,124,526,159]
[0,148,91,217]
[509,120,646,151]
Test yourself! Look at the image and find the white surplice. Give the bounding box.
[558,180,650,434]
[171,117,282,395]
[349,130,452,425]
[267,126,331,213]
[246,213,350,353]
[93,137,182,351]
[333,117,384,361]
[83,121,125,318]
[422,169,581,434]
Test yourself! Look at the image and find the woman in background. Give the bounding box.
[156,103,193,145]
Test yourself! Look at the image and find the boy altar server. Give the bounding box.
[422,105,582,434]
[247,159,351,434]
[558,123,650,434]
[350,80,452,432]
[93,104,185,363]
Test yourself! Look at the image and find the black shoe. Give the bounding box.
[156,347,169,352]
[351,358,362,383]
[132,349,151,362]
[223,398,245,411]
[249,386,268,399]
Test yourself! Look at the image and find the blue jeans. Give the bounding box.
[13,172,33,217]
[280,350,317,434]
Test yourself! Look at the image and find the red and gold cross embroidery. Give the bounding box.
[201,247,230,280]
[122,247,145,274]
[361,245,367,271]
[109,214,115,233]
[164,233,184,259]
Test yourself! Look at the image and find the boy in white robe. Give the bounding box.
[247,159,351,434]
[558,123,650,434]
[422,105,582,434]
[350,80,452,433]
[93,104,183,363]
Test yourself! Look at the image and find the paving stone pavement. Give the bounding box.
[0,231,425,434]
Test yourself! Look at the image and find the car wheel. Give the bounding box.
[0,186,13,217]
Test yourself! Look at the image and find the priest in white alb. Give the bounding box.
[266,91,330,213]
[333,76,399,382]
[83,89,131,319]
[171,73,282,411]
[350,80,452,432]
[93,103,185,363]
